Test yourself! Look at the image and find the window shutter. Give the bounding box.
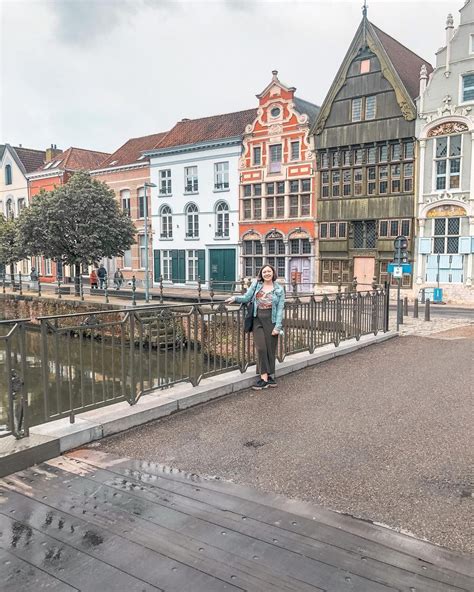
[153,250,160,282]
[418,237,431,254]
[178,250,186,283]
[171,250,179,282]
[197,250,205,282]
[458,236,472,254]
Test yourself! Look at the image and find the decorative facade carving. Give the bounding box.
[426,204,467,218]
[428,121,469,136]
[425,191,469,204]
[268,123,283,136]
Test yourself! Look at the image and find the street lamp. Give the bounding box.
[143,181,157,303]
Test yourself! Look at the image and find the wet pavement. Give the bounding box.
[0,449,472,591]
[95,331,474,556]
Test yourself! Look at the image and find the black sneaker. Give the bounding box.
[252,378,269,390]
[267,376,277,388]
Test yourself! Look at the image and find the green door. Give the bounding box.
[209,249,236,292]
[171,250,186,283]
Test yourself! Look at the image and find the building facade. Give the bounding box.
[27,146,110,281]
[415,1,474,303]
[312,15,432,290]
[0,144,46,276]
[146,110,256,289]
[239,72,319,288]
[91,132,168,286]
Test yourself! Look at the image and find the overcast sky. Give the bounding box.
[1,0,457,155]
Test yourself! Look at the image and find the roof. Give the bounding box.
[293,97,320,125]
[372,23,433,100]
[14,146,47,173]
[35,147,110,173]
[157,109,257,150]
[98,132,168,169]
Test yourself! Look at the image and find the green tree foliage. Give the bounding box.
[17,171,136,275]
[0,215,27,283]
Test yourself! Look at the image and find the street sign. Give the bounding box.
[387,263,412,274]
[392,266,403,278]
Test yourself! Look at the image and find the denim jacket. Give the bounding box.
[234,280,285,332]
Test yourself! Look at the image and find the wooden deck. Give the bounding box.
[0,449,471,591]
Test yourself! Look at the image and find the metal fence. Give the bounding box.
[0,287,389,439]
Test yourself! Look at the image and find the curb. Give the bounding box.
[0,331,397,477]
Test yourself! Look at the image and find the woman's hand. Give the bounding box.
[224,296,235,305]
[272,329,280,336]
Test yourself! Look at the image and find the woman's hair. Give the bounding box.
[257,264,277,282]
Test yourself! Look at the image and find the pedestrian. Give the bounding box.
[225,265,285,390]
[30,267,39,282]
[89,268,98,290]
[113,268,124,290]
[97,264,107,289]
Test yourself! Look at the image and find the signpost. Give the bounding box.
[391,235,410,331]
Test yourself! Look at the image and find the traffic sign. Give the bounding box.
[387,263,412,274]
[392,266,403,278]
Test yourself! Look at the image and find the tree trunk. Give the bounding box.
[74,262,81,296]
[10,263,15,289]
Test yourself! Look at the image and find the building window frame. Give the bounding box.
[268,143,282,174]
[159,169,172,196]
[187,250,199,282]
[184,166,198,193]
[160,205,173,239]
[5,164,12,185]
[215,201,229,238]
[461,72,474,103]
[434,134,462,191]
[214,161,229,191]
[185,203,199,238]
[253,146,262,166]
[120,189,131,215]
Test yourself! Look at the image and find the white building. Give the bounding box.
[145,110,256,289]
[415,1,474,303]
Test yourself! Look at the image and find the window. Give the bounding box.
[266,182,274,195]
[215,201,229,238]
[391,144,401,161]
[187,250,199,281]
[403,163,413,192]
[139,235,146,268]
[391,164,401,193]
[379,145,388,162]
[121,189,131,215]
[5,199,14,219]
[354,168,363,195]
[289,180,299,193]
[138,187,145,218]
[367,167,376,195]
[184,166,198,193]
[243,199,251,220]
[253,183,262,196]
[365,96,376,120]
[343,169,351,196]
[404,141,414,160]
[321,260,350,283]
[367,147,376,164]
[433,217,460,254]
[159,169,172,195]
[462,74,474,102]
[321,171,330,198]
[353,221,376,249]
[319,222,347,239]
[123,249,132,268]
[243,239,263,277]
[290,141,300,161]
[351,98,362,122]
[270,106,281,118]
[214,162,229,190]
[269,144,282,173]
[253,146,261,166]
[435,135,461,190]
[379,166,388,194]
[276,181,285,194]
[243,185,251,197]
[290,238,311,254]
[160,205,173,238]
[5,164,12,185]
[354,149,364,165]
[185,203,199,238]
[342,150,351,166]
[162,250,172,280]
[321,153,329,169]
[331,170,340,197]
[253,198,262,219]
[17,198,26,213]
[470,34,474,54]
[360,59,371,74]
[44,258,52,276]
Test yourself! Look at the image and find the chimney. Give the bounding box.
[445,13,454,76]
[45,144,62,162]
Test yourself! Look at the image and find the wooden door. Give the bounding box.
[353,257,375,290]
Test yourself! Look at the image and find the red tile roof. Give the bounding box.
[157,109,257,150]
[372,23,433,99]
[98,132,168,169]
[36,147,110,172]
[13,146,46,173]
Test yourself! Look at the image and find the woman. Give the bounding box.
[226,265,285,390]
[89,268,98,290]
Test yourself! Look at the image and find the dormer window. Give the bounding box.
[270,106,281,118]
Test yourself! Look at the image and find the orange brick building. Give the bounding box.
[239,72,320,288]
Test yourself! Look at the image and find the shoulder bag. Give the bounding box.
[244,283,258,333]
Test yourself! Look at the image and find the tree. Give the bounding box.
[17,171,136,293]
[0,215,27,285]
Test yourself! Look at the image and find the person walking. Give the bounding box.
[97,264,107,289]
[113,268,124,290]
[89,268,98,290]
[226,265,285,390]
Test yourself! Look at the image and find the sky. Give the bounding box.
[1,0,458,155]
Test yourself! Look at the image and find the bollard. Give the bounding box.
[413,298,419,318]
[105,281,109,304]
[19,272,23,296]
[425,298,431,322]
[57,277,62,299]
[403,296,408,316]
[420,288,426,304]
[131,275,137,306]
[38,278,41,297]
[2,274,5,294]
[197,276,202,303]
[79,276,84,301]
[159,275,164,304]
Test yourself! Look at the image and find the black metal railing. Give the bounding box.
[0,287,389,438]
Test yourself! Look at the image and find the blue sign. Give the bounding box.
[387,263,412,274]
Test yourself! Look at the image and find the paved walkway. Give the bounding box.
[0,449,471,591]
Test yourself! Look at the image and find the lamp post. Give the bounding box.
[143,181,157,303]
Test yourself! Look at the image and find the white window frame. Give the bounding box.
[461,73,474,103]
[470,34,474,55]
[351,98,362,122]
[159,169,172,196]
[184,166,198,193]
[365,96,376,120]
[162,250,172,281]
[44,258,52,276]
[137,186,145,219]
[5,198,14,219]
[121,189,131,215]
[123,249,132,269]
[215,201,229,238]
[432,217,460,255]
[160,205,173,239]
[185,203,199,238]
[253,146,262,166]
[268,143,282,173]
[290,140,300,161]
[214,162,229,191]
[139,235,146,269]
[187,250,199,281]
[433,134,462,192]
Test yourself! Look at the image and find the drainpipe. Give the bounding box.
[445,14,454,77]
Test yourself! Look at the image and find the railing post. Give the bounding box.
[403,296,408,316]
[40,319,50,423]
[57,276,62,299]
[19,272,23,295]
[2,273,5,294]
[132,275,137,306]
[425,298,431,322]
[209,278,214,307]
[384,281,390,332]
[372,275,377,291]
[105,280,109,304]
[337,275,342,294]
[335,292,342,346]
[292,278,297,298]
[351,277,358,294]
[159,274,164,304]
[197,276,202,303]
[80,275,84,301]
[38,277,42,297]
[240,277,246,294]
[413,298,419,318]
[129,312,136,404]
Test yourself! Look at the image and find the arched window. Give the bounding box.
[160,205,173,238]
[242,233,263,278]
[5,164,12,185]
[185,203,199,238]
[265,231,286,279]
[5,198,14,220]
[215,201,229,238]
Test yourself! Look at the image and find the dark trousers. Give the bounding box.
[253,308,278,376]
